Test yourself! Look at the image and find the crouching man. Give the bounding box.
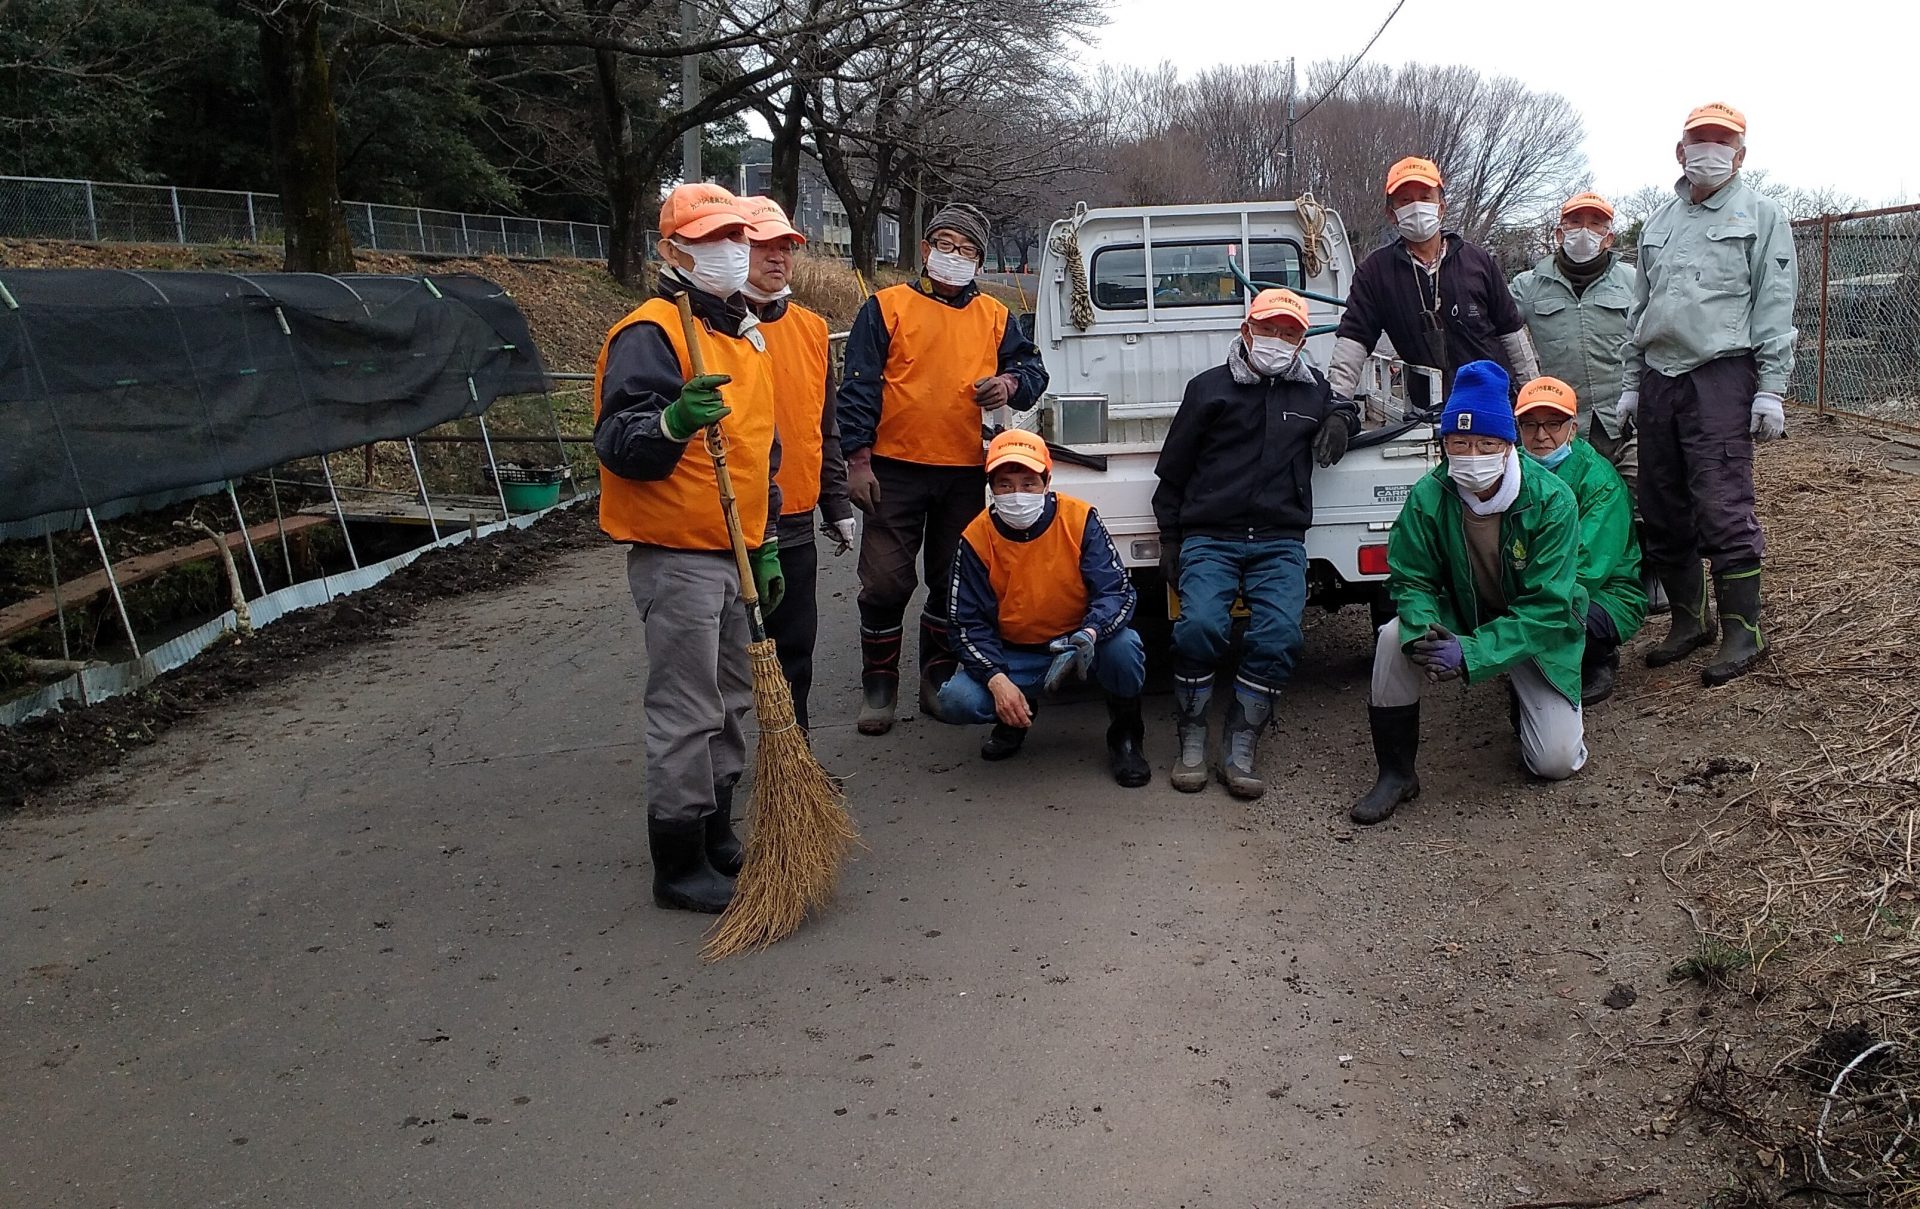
[1352,361,1588,825]
[1514,377,1646,704]
[936,430,1151,787]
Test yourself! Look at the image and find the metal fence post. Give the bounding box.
[85,507,141,660]
[404,438,442,541]
[460,212,471,256]
[83,181,99,241]
[499,215,509,255]
[477,412,512,518]
[226,481,269,598]
[170,186,186,244]
[1816,215,1832,417]
[246,192,258,244]
[415,207,428,253]
[366,202,378,251]
[568,222,578,258]
[45,533,71,662]
[319,455,361,570]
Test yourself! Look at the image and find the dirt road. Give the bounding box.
[1,540,1738,1207]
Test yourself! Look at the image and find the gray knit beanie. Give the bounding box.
[925,203,990,263]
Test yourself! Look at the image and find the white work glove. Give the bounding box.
[1616,390,1640,432]
[823,516,856,556]
[1750,392,1786,441]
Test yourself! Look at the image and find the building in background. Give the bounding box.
[735,142,900,263]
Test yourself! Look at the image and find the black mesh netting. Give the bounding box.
[0,269,549,527]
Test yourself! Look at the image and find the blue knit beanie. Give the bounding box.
[1439,361,1516,443]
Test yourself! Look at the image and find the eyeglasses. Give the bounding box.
[1517,417,1576,435]
[1442,435,1510,456]
[929,236,980,258]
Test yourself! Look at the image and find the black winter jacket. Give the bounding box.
[1152,363,1352,544]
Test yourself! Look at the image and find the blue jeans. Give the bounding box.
[1173,535,1308,696]
[936,628,1148,724]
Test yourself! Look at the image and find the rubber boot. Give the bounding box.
[980,690,1035,761]
[917,612,958,721]
[1217,692,1270,800]
[1645,562,1714,668]
[1170,673,1212,793]
[857,625,902,736]
[1702,568,1768,686]
[1105,695,1151,788]
[1351,704,1420,825]
[1642,567,1669,616]
[1581,641,1620,706]
[705,780,744,878]
[649,819,734,913]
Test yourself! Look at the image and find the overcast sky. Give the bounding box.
[1089,0,1908,208]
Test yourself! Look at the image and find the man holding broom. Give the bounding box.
[592,182,782,914]
[837,202,1049,735]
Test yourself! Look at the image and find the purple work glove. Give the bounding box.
[1407,624,1465,683]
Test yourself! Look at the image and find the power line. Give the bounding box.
[1292,0,1410,126]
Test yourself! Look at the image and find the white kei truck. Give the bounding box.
[1004,200,1442,635]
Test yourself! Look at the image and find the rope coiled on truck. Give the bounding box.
[1050,204,1095,332]
[1294,192,1329,280]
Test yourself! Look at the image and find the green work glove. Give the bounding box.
[660,373,732,441]
[750,540,785,616]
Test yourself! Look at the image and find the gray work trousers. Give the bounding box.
[1371,619,1587,781]
[1637,353,1764,574]
[626,545,752,826]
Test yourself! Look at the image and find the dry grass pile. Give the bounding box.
[1652,435,1920,1200]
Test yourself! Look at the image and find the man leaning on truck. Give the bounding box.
[1327,156,1540,415]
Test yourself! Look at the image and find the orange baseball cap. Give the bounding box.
[1385,156,1444,195]
[738,195,806,245]
[985,429,1052,475]
[1560,191,1615,221]
[658,182,747,241]
[1515,377,1579,418]
[1247,287,1309,330]
[1684,102,1746,136]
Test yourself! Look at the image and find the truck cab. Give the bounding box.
[1018,200,1438,624]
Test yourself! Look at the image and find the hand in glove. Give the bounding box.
[1313,412,1353,467]
[1043,627,1098,694]
[749,541,785,616]
[1615,390,1639,434]
[661,373,732,440]
[972,374,1017,409]
[846,448,881,513]
[1159,535,1182,591]
[823,516,857,556]
[1407,623,1465,683]
[1750,392,1785,441]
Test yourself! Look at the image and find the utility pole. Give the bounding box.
[1283,57,1297,197]
[680,0,702,182]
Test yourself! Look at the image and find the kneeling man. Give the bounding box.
[1353,361,1588,825]
[938,430,1150,787]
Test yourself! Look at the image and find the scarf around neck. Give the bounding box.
[1455,446,1523,516]
[1228,335,1318,387]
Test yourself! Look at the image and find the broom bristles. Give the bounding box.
[702,640,858,960]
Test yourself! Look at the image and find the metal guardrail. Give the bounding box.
[0,174,613,261]
[1791,202,1920,433]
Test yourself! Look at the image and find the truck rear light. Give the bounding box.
[1358,544,1390,576]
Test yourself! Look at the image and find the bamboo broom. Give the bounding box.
[671,293,858,960]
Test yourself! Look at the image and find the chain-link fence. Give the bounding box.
[1792,203,1920,432]
[0,175,611,262]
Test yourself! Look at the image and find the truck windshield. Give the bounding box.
[1090,239,1304,310]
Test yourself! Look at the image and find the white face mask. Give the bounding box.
[671,236,750,297]
[926,248,979,287]
[1682,141,1738,190]
[1447,451,1507,492]
[1245,334,1301,376]
[1394,201,1442,243]
[992,490,1047,530]
[1560,226,1607,264]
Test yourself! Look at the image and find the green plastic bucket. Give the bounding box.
[501,479,562,512]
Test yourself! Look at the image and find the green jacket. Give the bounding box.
[1510,254,1637,438]
[1387,459,1588,703]
[1546,439,1646,642]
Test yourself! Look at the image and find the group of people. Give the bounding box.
[596,98,1795,913]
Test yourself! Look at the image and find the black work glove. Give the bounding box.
[1159,534,1182,589]
[1313,412,1353,467]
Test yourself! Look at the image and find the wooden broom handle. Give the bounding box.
[672,293,760,605]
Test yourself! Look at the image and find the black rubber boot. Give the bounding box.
[1645,562,1714,668]
[1105,695,1151,788]
[1703,568,1767,686]
[705,781,744,878]
[980,723,1028,761]
[649,819,734,913]
[1171,674,1211,793]
[1217,693,1270,800]
[1351,704,1420,825]
[1641,567,1669,616]
[1581,641,1620,706]
[917,612,958,721]
[857,625,902,736]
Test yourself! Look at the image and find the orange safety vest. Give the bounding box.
[872,284,1008,467]
[761,301,831,517]
[960,494,1093,645]
[592,297,775,552]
